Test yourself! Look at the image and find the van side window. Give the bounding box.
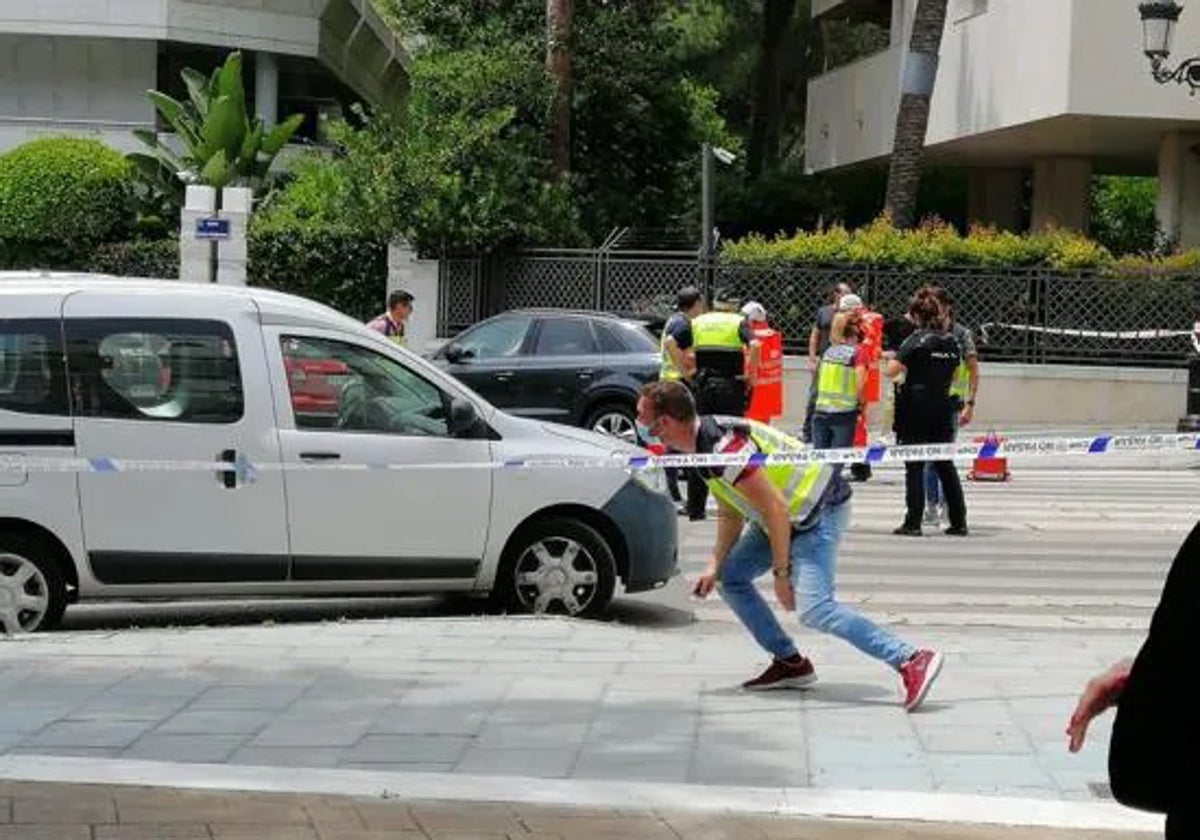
[281,336,451,437]
[65,319,243,424]
[0,319,68,417]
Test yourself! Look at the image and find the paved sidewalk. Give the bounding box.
[0,780,1159,839]
[0,616,1138,798]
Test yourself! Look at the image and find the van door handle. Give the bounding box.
[493,371,514,382]
[300,451,341,462]
[577,369,595,379]
[218,449,238,489]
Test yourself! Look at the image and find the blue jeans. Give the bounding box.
[924,412,960,506]
[717,502,916,669]
[811,410,858,450]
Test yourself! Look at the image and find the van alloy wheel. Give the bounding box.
[513,537,600,615]
[0,552,51,634]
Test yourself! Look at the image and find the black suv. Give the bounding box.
[432,310,660,442]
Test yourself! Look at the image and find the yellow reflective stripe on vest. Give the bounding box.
[815,345,858,413]
[950,361,969,399]
[660,330,682,381]
[691,313,744,349]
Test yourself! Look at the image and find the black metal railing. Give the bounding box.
[438,251,1200,368]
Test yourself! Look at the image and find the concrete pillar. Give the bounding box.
[967,168,1025,231]
[388,241,440,354]
[179,185,217,284]
[216,187,251,287]
[1155,131,1200,249]
[1031,157,1092,233]
[255,51,279,127]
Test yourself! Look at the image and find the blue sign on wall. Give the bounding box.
[195,218,232,241]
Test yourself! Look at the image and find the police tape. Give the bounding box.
[0,432,1197,478]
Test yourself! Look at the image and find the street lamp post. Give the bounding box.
[1139,1,1200,92]
[699,143,736,296]
[1139,1,1200,430]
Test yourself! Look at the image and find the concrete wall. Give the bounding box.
[0,34,156,153]
[805,0,1200,174]
[780,357,1189,431]
[387,242,439,356]
[806,0,1075,172]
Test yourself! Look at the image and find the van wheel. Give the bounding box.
[585,401,637,444]
[0,533,67,633]
[497,517,616,618]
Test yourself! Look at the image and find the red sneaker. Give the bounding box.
[900,649,944,712]
[742,655,817,691]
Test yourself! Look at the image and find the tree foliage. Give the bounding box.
[1090,176,1159,257]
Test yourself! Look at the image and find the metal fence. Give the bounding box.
[439,250,1200,368]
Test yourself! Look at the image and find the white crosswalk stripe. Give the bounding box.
[678,469,1200,634]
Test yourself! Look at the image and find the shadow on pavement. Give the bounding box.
[57,593,694,633]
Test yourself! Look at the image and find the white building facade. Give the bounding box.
[807,0,1200,246]
[0,0,408,152]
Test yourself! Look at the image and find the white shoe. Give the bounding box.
[922,505,940,526]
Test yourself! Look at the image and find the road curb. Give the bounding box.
[0,754,1163,834]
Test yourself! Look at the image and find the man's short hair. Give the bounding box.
[388,290,414,309]
[639,381,697,423]
[676,286,703,311]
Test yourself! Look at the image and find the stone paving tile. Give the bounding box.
[153,710,277,735]
[93,826,213,840]
[454,747,581,778]
[344,734,472,765]
[11,788,117,823]
[229,746,345,768]
[21,721,153,749]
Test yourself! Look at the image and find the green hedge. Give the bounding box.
[2,225,384,322]
[247,217,387,321]
[722,217,1200,275]
[0,137,133,266]
[86,239,180,278]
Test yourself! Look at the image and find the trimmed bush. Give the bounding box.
[722,217,1200,276]
[86,239,180,279]
[0,137,134,266]
[248,215,387,321]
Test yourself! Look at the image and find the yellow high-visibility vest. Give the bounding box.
[703,419,832,529]
[815,344,859,414]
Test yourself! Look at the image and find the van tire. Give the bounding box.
[495,517,617,618]
[0,532,67,633]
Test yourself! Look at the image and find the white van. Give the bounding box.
[0,275,678,632]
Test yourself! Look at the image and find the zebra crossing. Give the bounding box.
[676,468,1200,634]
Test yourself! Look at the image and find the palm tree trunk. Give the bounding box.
[547,0,573,180]
[884,0,948,230]
[747,0,798,178]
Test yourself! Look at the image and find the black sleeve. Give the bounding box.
[738,319,752,346]
[897,331,922,366]
[666,318,693,351]
[1109,519,1200,815]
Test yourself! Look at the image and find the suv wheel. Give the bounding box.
[0,533,67,633]
[585,401,637,444]
[496,517,617,618]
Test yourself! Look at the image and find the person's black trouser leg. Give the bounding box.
[932,459,967,529]
[1167,811,1195,839]
[665,467,682,503]
[685,468,708,519]
[903,461,926,528]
